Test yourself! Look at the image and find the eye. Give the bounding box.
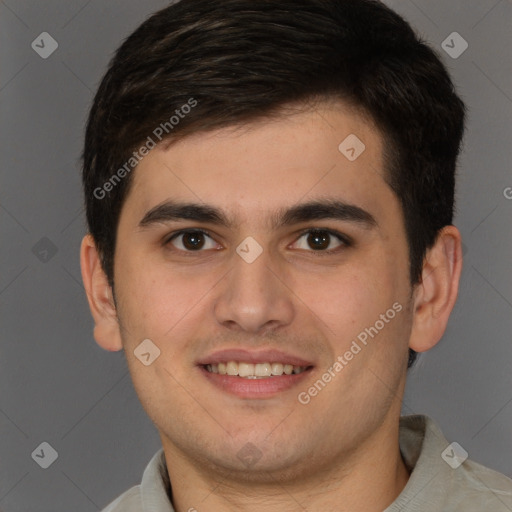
[292,229,351,253]
[166,229,219,252]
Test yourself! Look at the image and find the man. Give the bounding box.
[80,0,512,510]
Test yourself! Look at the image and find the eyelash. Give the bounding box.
[164,228,352,256]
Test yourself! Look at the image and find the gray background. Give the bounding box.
[1,0,511,510]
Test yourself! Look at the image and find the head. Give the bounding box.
[81,0,465,483]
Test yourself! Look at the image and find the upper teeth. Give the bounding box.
[205,361,307,378]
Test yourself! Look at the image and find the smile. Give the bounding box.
[204,361,309,378]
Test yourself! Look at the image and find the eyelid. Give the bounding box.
[165,227,212,242]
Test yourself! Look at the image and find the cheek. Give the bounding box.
[295,257,398,344]
[114,251,209,344]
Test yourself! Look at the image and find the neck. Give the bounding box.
[161,412,410,512]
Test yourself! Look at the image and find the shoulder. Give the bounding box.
[100,486,142,512]
[391,415,512,511]
[448,457,512,510]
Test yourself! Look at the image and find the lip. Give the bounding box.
[200,366,313,399]
[196,348,314,367]
[197,348,315,399]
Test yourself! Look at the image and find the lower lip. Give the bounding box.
[200,366,312,399]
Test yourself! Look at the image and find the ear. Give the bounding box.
[409,225,463,353]
[80,234,123,352]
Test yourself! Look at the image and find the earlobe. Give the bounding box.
[80,234,123,352]
[409,226,463,353]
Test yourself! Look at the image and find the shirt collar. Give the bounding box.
[140,449,175,511]
[384,414,452,511]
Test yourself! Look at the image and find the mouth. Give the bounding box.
[203,361,310,378]
[197,349,314,398]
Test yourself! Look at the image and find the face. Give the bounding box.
[111,102,415,480]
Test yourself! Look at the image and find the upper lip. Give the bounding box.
[197,348,314,367]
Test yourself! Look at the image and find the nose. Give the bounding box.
[213,244,295,334]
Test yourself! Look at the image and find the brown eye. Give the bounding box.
[307,231,331,250]
[167,230,218,251]
[181,232,205,250]
[293,229,350,252]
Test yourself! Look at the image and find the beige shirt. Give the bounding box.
[102,415,512,511]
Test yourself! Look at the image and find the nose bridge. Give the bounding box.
[213,241,294,333]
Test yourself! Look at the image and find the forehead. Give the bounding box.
[125,103,391,220]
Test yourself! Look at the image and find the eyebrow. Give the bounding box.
[138,198,377,230]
